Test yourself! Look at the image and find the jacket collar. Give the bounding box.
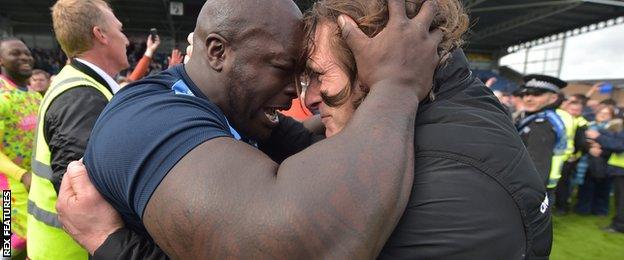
[431,49,474,101]
[70,58,114,93]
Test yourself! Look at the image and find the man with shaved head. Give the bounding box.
[56,0,442,258]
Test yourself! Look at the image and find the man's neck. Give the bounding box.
[76,51,115,78]
[0,68,29,88]
[184,60,229,113]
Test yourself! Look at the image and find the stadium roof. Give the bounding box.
[1,0,623,54]
[466,0,624,55]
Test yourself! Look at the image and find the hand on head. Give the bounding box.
[56,160,124,255]
[336,0,443,100]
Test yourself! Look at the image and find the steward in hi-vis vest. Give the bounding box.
[27,0,128,258]
[28,60,115,259]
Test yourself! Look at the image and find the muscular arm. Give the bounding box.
[145,81,419,258]
[143,0,443,255]
[60,1,442,257]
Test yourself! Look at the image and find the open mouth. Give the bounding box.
[264,108,280,124]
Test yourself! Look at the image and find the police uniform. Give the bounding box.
[516,75,569,207]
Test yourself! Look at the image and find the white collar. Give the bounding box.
[74,58,121,94]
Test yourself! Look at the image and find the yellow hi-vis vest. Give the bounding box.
[27,64,113,260]
[608,152,624,169]
[548,109,575,188]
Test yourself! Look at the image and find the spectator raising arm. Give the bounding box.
[128,34,161,82]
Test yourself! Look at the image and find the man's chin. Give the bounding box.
[14,71,33,82]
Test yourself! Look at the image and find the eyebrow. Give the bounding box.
[272,55,296,66]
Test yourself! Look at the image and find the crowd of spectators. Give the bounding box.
[488,79,624,234]
[29,38,173,80]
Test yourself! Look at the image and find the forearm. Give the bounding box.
[128,56,151,82]
[275,83,418,257]
[596,133,624,153]
[0,151,26,181]
[144,83,419,259]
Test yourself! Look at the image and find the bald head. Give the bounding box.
[184,0,304,142]
[193,0,302,50]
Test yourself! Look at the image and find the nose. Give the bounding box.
[523,95,533,103]
[19,52,32,61]
[305,82,322,113]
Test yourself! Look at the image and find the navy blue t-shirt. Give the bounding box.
[84,65,233,235]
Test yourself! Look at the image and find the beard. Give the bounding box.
[4,65,33,83]
[225,62,257,140]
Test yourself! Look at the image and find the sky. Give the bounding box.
[499,23,624,81]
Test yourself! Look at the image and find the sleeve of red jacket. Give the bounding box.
[127,55,152,82]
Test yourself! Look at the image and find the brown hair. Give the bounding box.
[31,69,51,79]
[51,0,110,58]
[301,0,469,107]
[599,105,616,119]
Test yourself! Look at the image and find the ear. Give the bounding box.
[205,33,228,72]
[92,26,108,45]
[549,93,559,104]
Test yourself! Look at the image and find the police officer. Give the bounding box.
[516,74,569,206]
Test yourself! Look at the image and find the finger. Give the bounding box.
[66,160,95,196]
[57,161,79,213]
[430,28,443,46]
[337,14,368,52]
[187,32,194,45]
[58,163,76,201]
[387,0,408,24]
[414,0,438,29]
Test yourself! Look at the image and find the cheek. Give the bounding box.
[332,103,356,124]
[321,71,350,95]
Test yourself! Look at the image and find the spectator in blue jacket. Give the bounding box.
[587,116,624,233]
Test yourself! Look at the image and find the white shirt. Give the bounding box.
[74,58,122,94]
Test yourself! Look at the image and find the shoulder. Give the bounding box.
[45,86,109,120]
[84,71,234,230]
[381,155,527,259]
